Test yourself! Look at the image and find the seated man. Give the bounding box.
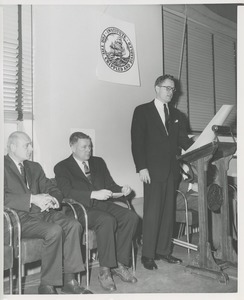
[4,131,92,295]
[176,163,198,212]
[54,131,139,292]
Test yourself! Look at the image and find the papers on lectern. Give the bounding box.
[185,105,234,154]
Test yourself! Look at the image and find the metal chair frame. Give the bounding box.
[172,190,198,253]
[173,183,238,253]
[228,184,237,237]
[4,209,14,294]
[62,197,136,290]
[4,207,22,294]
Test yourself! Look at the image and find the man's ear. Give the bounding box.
[10,143,16,153]
[70,144,76,153]
[155,85,160,93]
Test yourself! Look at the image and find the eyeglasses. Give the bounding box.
[159,86,176,93]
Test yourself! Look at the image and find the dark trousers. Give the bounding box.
[142,170,177,258]
[5,210,84,286]
[71,200,139,268]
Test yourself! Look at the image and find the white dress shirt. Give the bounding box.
[73,155,89,176]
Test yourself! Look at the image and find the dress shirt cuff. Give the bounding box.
[187,183,193,191]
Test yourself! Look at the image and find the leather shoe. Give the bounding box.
[98,268,116,292]
[141,256,158,270]
[61,279,93,294]
[38,284,58,294]
[155,254,182,264]
[111,262,137,283]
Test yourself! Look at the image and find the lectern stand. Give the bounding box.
[178,140,237,284]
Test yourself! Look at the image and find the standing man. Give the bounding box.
[4,131,92,294]
[54,132,138,292]
[131,74,194,270]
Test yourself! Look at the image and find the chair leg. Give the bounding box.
[178,223,183,238]
[131,242,136,276]
[9,268,13,294]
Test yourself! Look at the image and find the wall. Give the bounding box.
[32,5,163,198]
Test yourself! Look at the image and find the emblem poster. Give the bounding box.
[96,13,140,86]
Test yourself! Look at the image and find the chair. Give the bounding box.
[172,190,199,253]
[4,205,89,294]
[4,209,14,294]
[173,182,238,253]
[62,197,136,290]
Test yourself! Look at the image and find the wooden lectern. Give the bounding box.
[177,129,237,284]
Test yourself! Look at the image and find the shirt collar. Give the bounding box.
[154,98,168,108]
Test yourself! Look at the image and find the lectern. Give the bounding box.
[177,128,237,284]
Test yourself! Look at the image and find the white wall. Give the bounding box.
[33,5,163,198]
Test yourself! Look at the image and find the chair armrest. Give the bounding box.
[176,190,189,212]
[228,184,237,198]
[62,198,89,237]
[4,207,21,256]
[4,210,13,247]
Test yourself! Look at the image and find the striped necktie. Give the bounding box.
[19,163,27,185]
[82,161,92,183]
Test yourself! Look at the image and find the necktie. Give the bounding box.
[164,104,170,133]
[83,161,92,183]
[19,163,27,185]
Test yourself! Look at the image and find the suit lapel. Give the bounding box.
[148,101,168,135]
[6,155,29,190]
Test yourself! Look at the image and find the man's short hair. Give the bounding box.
[154,74,175,88]
[69,132,91,146]
[7,131,29,152]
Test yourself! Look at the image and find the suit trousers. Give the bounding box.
[69,200,139,268]
[142,170,176,258]
[14,210,84,286]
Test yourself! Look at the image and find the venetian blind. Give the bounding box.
[3,5,33,122]
[162,8,237,133]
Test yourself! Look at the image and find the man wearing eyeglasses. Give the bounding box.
[131,74,194,270]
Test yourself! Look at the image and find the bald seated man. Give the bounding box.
[4,131,92,294]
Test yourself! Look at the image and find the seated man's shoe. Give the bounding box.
[38,284,58,294]
[155,254,182,264]
[111,262,137,283]
[141,256,158,270]
[98,267,116,292]
[62,279,93,294]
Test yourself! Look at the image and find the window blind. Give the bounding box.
[3,5,18,121]
[187,20,215,131]
[213,35,236,129]
[3,5,33,122]
[163,11,188,117]
[162,7,237,133]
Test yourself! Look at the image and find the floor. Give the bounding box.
[3,234,238,296]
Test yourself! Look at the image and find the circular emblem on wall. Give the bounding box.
[100,27,135,73]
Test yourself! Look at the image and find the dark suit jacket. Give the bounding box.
[4,155,63,216]
[131,100,193,182]
[54,155,122,208]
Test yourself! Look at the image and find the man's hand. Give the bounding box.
[121,185,132,196]
[31,194,60,212]
[91,189,113,201]
[139,169,151,184]
[191,182,198,193]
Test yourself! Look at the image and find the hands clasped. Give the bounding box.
[31,194,60,212]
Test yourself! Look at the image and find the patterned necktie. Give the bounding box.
[82,161,92,183]
[19,163,27,185]
[164,104,170,133]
